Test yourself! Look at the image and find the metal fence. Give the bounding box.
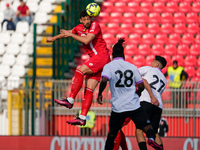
[0,79,199,137]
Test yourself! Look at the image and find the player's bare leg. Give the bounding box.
[155,133,163,146]
[135,129,147,150]
[54,64,93,108]
[67,78,98,126]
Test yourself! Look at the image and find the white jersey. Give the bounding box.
[101,57,143,113]
[138,66,167,109]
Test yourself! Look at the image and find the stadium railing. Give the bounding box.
[0,80,199,137]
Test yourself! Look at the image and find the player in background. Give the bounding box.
[135,56,167,150]
[46,10,110,126]
[113,118,131,150]
[97,38,163,150]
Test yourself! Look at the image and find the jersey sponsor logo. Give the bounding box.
[78,31,82,33]
[89,63,93,66]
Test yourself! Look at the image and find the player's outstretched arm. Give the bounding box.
[46,34,66,43]
[61,30,96,45]
[97,77,108,105]
[143,78,159,106]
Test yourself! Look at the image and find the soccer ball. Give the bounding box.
[86,3,100,17]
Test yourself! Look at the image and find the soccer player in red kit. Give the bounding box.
[46,10,110,126]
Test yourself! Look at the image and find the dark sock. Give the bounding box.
[160,144,163,148]
[138,142,147,150]
[105,134,115,150]
[145,129,155,139]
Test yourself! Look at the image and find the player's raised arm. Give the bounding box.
[62,31,96,45]
[46,34,66,43]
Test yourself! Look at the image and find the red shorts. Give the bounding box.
[84,52,110,82]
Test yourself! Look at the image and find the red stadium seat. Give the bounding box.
[134,23,146,34]
[142,33,154,44]
[125,55,133,64]
[186,12,198,23]
[103,33,115,46]
[135,12,148,23]
[127,2,139,13]
[172,55,184,66]
[171,0,181,2]
[138,44,151,56]
[187,23,199,34]
[159,0,168,2]
[190,44,200,56]
[114,2,127,13]
[132,55,146,68]
[153,2,165,12]
[174,23,186,34]
[168,33,181,44]
[106,23,120,34]
[145,0,155,2]
[184,55,197,67]
[124,44,137,56]
[151,44,164,55]
[198,57,200,67]
[196,68,200,79]
[128,33,141,44]
[178,2,191,12]
[116,32,128,40]
[147,23,159,34]
[162,55,172,66]
[195,33,200,44]
[120,23,133,34]
[146,55,155,66]
[155,33,168,44]
[173,12,185,23]
[184,66,196,78]
[184,0,194,2]
[182,33,194,44]
[160,23,173,34]
[164,44,177,56]
[177,44,190,56]
[123,12,135,23]
[161,12,173,23]
[96,12,110,23]
[110,12,123,23]
[99,23,106,33]
[140,2,152,12]
[101,1,114,13]
[148,12,160,23]
[166,2,178,13]
[192,2,200,12]
[121,0,132,2]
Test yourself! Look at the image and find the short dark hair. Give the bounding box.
[20,0,23,2]
[173,60,178,65]
[79,10,90,19]
[112,38,125,59]
[155,55,167,69]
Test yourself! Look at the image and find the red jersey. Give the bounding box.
[72,21,109,57]
[18,5,29,16]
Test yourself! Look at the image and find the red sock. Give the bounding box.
[80,88,93,116]
[68,69,84,99]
